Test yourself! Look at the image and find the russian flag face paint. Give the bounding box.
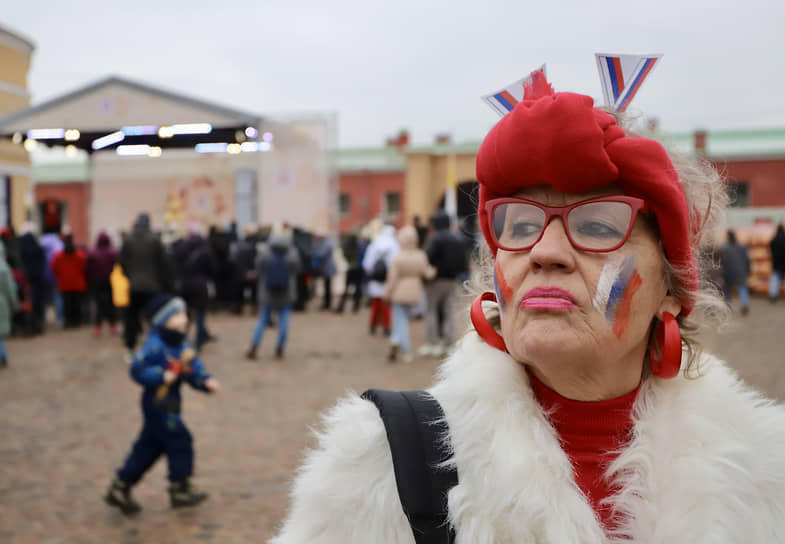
[494,259,514,313]
[593,255,643,338]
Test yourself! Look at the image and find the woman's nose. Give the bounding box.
[528,218,576,272]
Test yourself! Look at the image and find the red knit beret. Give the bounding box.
[476,76,697,315]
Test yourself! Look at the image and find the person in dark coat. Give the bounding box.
[229,223,260,315]
[105,295,220,515]
[208,225,232,310]
[420,210,469,356]
[311,233,336,311]
[769,224,785,302]
[334,234,364,314]
[174,232,215,352]
[245,231,301,360]
[86,231,118,336]
[118,213,174,358]
[719,229,751,314]
[17,230,46,334]
[51,234,87,328]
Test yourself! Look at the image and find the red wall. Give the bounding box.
[34,182,90,246]
[714,158,785,206]
[338,170,406,233]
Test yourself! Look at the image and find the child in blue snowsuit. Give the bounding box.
[105,295,220,515]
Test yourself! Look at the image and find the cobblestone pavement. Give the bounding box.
[0,297,782,543]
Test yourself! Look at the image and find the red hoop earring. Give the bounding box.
[649,312,681,379]
[470,292,508,353]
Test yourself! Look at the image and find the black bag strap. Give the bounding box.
[362,389,457,544]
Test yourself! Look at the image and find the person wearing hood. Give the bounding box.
[384,226,435,363]
[87,232,118,337]
[18,229,46,334]
[51,234,87,328]
[362,224,399,336]
[105,295,220,516]
[118,213,174,358]
[0,243,18,366]
[40,230,65,325]
[245,230,301,360]
[769,224,785,302]
[419,210,470,357]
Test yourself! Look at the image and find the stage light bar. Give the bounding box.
[148,146,162,158]
[195,142,228,153]
[245,127,258,139]
[64,129,80,141]
[227,143,242,154]
[27,128,65,140]
[240,142,259,152]
[170,123,212,135]
[92,130,125,150]
[122,125,159,136]
[116,144,151,156]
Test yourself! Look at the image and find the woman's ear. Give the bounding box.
[657,294,682,319]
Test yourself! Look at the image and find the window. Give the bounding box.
[383,192,401,219]
[339,193,351,217]
[727,181,749,207]
[234,169,258,225]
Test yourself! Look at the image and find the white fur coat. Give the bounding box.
[270,333,785,543]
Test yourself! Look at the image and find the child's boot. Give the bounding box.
[168,479,208,508]
[104,478,141,515]
[245,346,257,360]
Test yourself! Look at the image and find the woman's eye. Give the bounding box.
[574,221,623,238]
[511,221,541,238]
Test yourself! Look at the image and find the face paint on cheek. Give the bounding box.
[611,272,642,339]
[593,255,643,338]
[493,259,514,312]
[604,255,636,322]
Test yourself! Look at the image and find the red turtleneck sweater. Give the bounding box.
[527,369,639,531]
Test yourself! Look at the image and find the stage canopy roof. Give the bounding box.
[0,75,263,154]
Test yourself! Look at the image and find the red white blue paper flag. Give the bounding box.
[481,65,547,117]
[595,53,662,112]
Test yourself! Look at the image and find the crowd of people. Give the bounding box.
[0,208,479,367]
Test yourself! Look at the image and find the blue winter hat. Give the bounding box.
[147,294,187,329]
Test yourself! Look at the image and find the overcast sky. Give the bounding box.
[4,1,785,148]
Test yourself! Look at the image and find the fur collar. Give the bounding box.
[430,333,785,543]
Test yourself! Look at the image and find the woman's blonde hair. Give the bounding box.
[467,112,730,376]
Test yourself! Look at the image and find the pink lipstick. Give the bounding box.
[520,287,577,310]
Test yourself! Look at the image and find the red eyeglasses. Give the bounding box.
[485,195,647,252]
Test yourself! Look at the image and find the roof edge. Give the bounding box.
[0,74,262,129]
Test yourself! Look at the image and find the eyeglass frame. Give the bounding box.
[484,195,648,253]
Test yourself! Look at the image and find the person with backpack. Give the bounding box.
[361,224,399,336]
[269,70,785,543]
[245,228,301,360]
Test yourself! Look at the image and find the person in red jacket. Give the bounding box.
[51,234,87,328]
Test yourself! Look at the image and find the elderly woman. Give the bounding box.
[270,77,785,543]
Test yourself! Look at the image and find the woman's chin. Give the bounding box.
[507,325,591,365]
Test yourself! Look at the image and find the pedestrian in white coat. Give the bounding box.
[361,224,399,336]
[270,71,785,543]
